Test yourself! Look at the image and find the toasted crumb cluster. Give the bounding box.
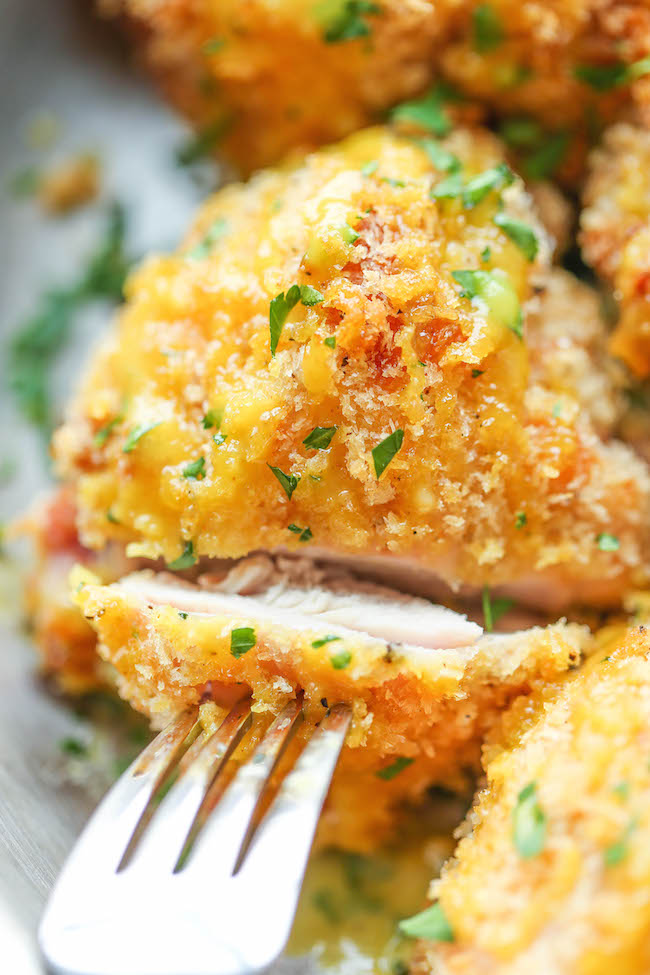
[581,123,650,377]
[72,567,587,849]
[416,625,650,974]
[53,126,650,608]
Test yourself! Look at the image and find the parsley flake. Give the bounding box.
[176,118,227,165]
[202,407,223,429]
[94,413,123,447]
[574,61,630,91]
[106,509,119,524]
[361,160,379,176]
[338,223,360,245]
[430,172,464,199]
[324,336,337,349]
[515,511,527,529]
[59,737,89,758]
[390,85,455,137]
[418,138,461,173]
[597,532,620,552]
[123,422,161,453]
[480,246,492,262]
[321,1,381,44]
[513,781,547,858]
[213,432,227,446]
[330,649,352,670]
[398,902,454,942]
[372,428,404,479]
[452,269,523,338]
[182,456,206,480]
[187,218,228,259]
[230,627,256,658]
[473,3,504,52]
[167,541,197,570]
[312,634,342,648]
[269,284,324,356]
[202,37,225,54]
[303,425,338,450]
[288,524,313,542]
[493,212,538,261]
[268,464,301,499]
[376,757,414,781]
[178,611,189,620]
[462,163,514,208]
[482,586,514,631]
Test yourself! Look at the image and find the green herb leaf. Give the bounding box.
[482,586,514,631]
[493,212,539,261]
[604,838,628,867]
[338,223,360,245]
[361,160,379,176]
[522,131,569,181]
[390,86,453,137]
[94,413,123,447]
[167,541,197,570]
[187,218,228,259]
[321,0,382,43]
[499,117,543,148]
[418,138,461,173]
[452,269,523,338]
[515,511,527,529]
[398,902,454,942]
[178,611,189,620]
[59,737,89,758]
[106,508,119,524]
[330,649,352,669]
[176,119,227,165]
[288,523,313,541]
[430,172,464,199]
[202,407,223,429]
[627,56,650,81]
[376,757,414,781]
[230,626,256,658]
[202,37,225,54]
[480,246,492,262]
[182,456,206,479]
[269,284,323,356]
[303,425,338,450]
[312,634,342,648]
[324,335,337,349]
[123,422,161,453]
[213,432,227,446]
[372,429,404,479]
[462,163,514,208]
[268,464,301,499]
[473,3,504,52]
[299,284,325,306]
[574,62,629,91]
[597,532,620,552]
[513,781,547,858]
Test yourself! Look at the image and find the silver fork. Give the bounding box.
[39,697,352,975]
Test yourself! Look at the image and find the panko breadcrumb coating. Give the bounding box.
[99,0,452,173]
[415,624,650,975]
[53,126,650,610]
[581,123,650,377]
[71,561,588,850]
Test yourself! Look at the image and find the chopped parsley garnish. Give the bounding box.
[59,737,89,758]
[471,368,484,378]
[330,649,352,670]
[372,428,404,479]
[213,432,227,446]
[303,425,338,450]
[480,246,491,262]
[7,202,132,433]
[493,213,538,261]
[176,118,227,165]
[202,407,223,429]
[312,634,342,648]
[389,84,458,137]
[597,532,620,552]
[482,586,514,631]
[398,902,454,942]
[230,626,256,659]
[473,3,504,52]
[430,172,464,199]
[268,464,301,499]
[202,37,225,54]
[382,176,406,188]
[452,269,523,338]
[187,218,228,259]
[337,223,360,245]
[361,160,379,176]
[574,58,650,91]
[513,781,546,858]
[321,0,381,43]
[418,138,461,174]
[515,511,527,529]
[612,782,630,800]
[123,422,161,453]
[376,757,414,781]
[106,509,119,524]
[167,541,197,570]
[288,523,313,542]
[178,611,189,620]
[269,284,324,356]
[499,118,569,180]
[182,456,206,479]
[461,163,514,208]
[604,819,636,867]
[312,888,341,923]
[8,166,40,198]
[94,413,123,447]
[324,336,337,349]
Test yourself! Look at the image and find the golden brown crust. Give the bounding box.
[416,625,650,975]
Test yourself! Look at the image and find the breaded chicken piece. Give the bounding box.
[72,560,588,850]
[581,123,650,377]
[99,0,453,173]
[414,624,650,975]
[53,126,650,610]
[99,0,650,181]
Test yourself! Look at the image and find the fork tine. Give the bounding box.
[130,697,252,873]
[182,696,304,876]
